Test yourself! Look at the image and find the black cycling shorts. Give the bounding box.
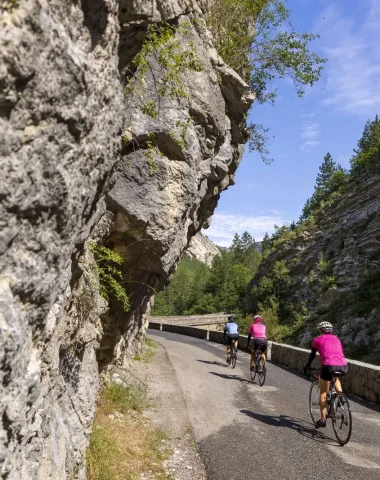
[320,364,348,381]
[253,338,268,352]
[226,334,239,345]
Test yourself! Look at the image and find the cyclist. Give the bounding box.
[247,315,268,372]
[223,315,239,364]
[304,321,348,428]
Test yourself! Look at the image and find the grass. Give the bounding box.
[134,337,157,363]
[87,378,172,480]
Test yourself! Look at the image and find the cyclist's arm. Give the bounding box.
[247,334,251,347]
[223,325,228,340]
[305,348,317,368]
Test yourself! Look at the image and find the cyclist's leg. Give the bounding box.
[261,340,268,363]
[251,343,257,367]
[319,372,330,419]
[334,377,342,393]
[329,364,348,393]
[226,336,231,359]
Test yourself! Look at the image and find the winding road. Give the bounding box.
[147,329,380,480]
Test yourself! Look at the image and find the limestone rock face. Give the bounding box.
[0,0,253,477]
[186,233,220,266]
[252,174,380,363]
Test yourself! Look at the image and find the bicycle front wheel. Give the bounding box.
[309,382,320,426]
[258,357,266,386]
[332,393,352,445]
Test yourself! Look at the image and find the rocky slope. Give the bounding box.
[186,232,220,266]
[251,173,380,363]
[0,0,253,477]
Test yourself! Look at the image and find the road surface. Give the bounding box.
[148,329,380,480]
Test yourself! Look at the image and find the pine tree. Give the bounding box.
[351,115,380,176]
[262,232,271,254]
[315,153,337,191]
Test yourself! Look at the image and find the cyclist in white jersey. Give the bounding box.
[223,315,239,364]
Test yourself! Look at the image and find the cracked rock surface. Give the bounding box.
[0,0,253,477]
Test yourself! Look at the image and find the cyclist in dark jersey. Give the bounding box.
[223,315,239,364]
[304,321,348,428]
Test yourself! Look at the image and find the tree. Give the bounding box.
[300,153,348,221]
[207,0,326,162]
[262,232,271,255]
[350,115,380,176]
[315,153,336,190]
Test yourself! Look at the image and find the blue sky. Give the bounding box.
[204,0,380,247]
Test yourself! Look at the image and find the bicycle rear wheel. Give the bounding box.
[258,356,266,386]
[309,382,320,426]
[231,352,237,369]
[332,393,352,445]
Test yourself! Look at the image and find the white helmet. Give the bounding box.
[317,321,333,333]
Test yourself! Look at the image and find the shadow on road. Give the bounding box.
[209,371,251,383]
[240,410,337,445]
[197,359,228,367]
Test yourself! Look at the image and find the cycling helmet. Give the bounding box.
[228,315,235,323]
[253,315,263,324]
[317,321,333,333]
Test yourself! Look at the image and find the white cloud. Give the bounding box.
[301,140,320,151]
[202,212,290,247]
[301,122,319,139]
[300,122,320,151]
[315,0,380,115]
[301,112,316,118]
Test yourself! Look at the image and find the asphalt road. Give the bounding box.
[147,329,380,480]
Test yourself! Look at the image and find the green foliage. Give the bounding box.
[89,243,130,312]
[87,424,118,480]
[153,232,262,316]
[351,267,380,316]
[206,0,326,163]
[125,21,202,102]
[316,252,332,275]
[102,381,150,414]
[300,153,348,222]
[170,117,193,148]
[152,257,213,316]
[247,260,309,341]
[2,0,20,11]
[350,115,380,176]
[123,21,203,167]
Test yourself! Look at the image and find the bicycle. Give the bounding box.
[229,340,238,369]
[307,367,352,445]
[250,347,266,386]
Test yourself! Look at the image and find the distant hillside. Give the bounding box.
[247,173,380,365]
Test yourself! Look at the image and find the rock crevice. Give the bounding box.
[0,1,253,477]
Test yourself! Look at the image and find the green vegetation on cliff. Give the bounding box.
[207,0,326,162]
[152,232,261,318]
[248,115,380,363]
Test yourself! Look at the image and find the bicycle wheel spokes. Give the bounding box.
[258,357,266,386]
[332,394,352,445]
[309,382,320,426]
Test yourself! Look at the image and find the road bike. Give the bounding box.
[307,367,352,445]
[250,347,266,386]
[228,340,238,369]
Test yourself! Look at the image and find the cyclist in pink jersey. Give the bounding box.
[247,315,268,371]
[304,321,348,428]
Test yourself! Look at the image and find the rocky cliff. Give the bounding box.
[186,232,220,266]
[0,0,253,477]
[251,173,380,364]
